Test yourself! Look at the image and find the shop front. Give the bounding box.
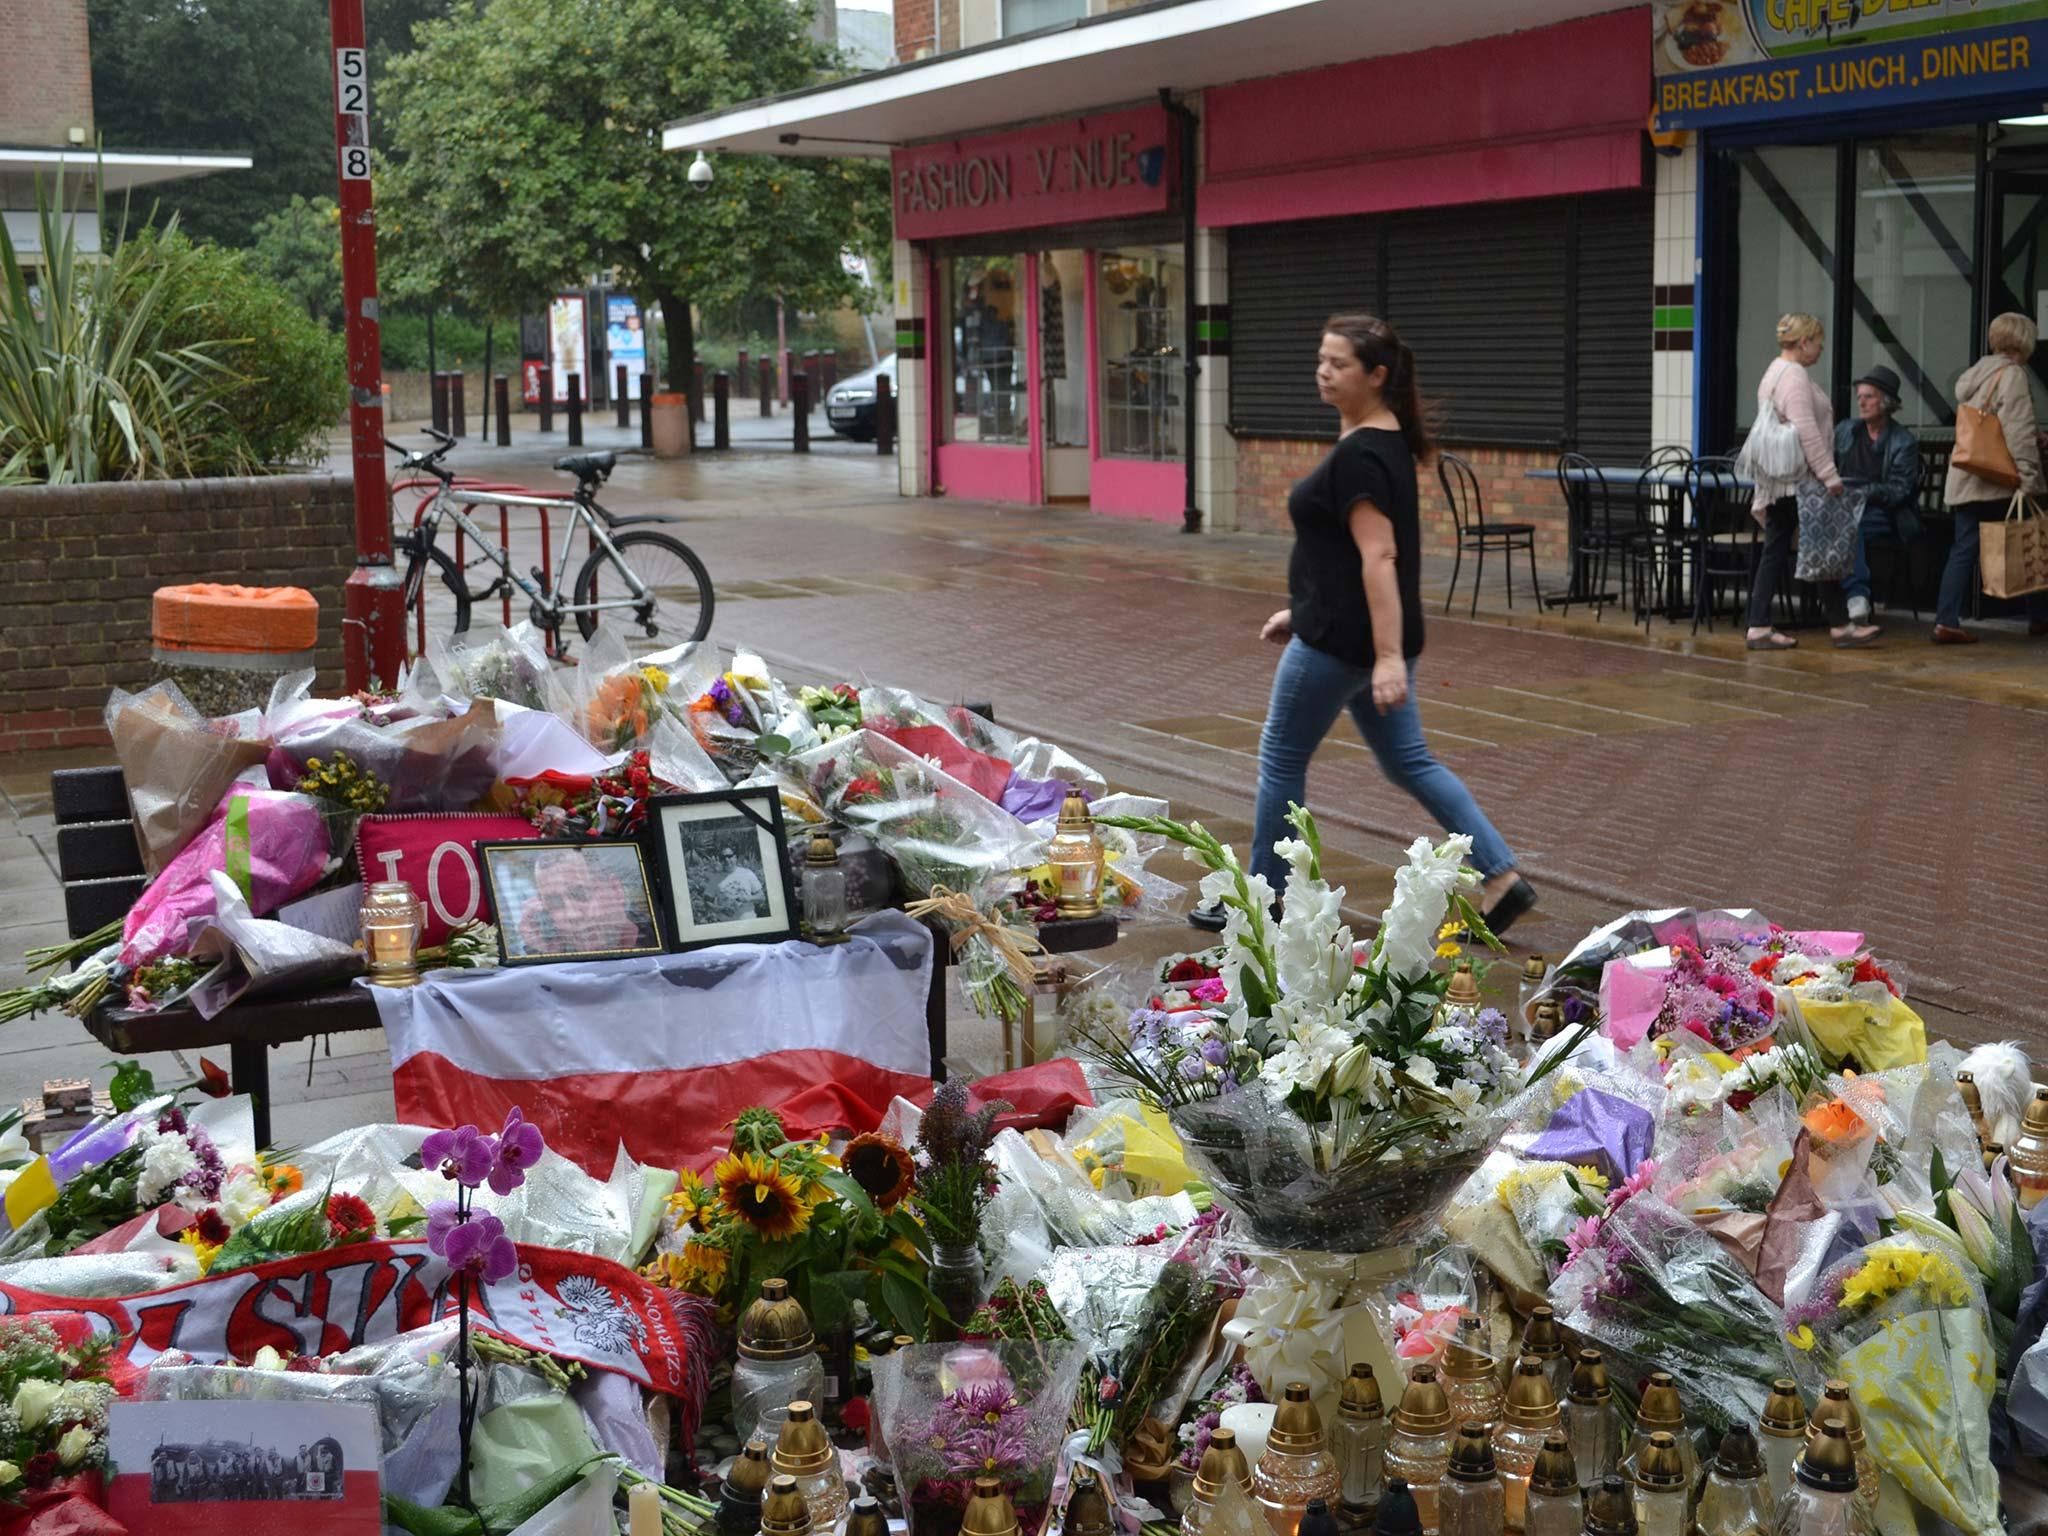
[1654,2,2048,452]
[894,105,1193,521]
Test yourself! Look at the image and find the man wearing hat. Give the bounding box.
[1833,364,1920,625]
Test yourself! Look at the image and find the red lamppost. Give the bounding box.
[329,0,401,691]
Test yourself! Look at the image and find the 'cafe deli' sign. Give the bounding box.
[891,105,1173,241]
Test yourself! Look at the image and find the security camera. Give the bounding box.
[688,151,713,189]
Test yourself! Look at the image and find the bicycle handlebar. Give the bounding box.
[384,430,456,479]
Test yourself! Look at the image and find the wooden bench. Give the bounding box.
[53,750,972,1148]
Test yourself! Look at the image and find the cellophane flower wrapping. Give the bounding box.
[981,1124,1201,1288]
[1554,1190,1800,1435]
[106,681,271,874]
[875,1341,1088,1536]
[1788,1234,1999,1536]
[265,672,501,812]
[427,621,560,715]
[1041,1216,1229,1452]
[1169,1085,1487,1252]
[788,729,1039,906]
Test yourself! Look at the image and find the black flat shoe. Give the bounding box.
[1477,877,1538,941]
[1187,900,1227,933]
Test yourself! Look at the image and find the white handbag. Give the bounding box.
[1735,402,1804,484]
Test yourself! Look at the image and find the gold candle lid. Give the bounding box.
[1056,792,1093,828]
[1530,1433,1578,1497]
[760,1475,813,1536]
[1567,1349,1610,1405]
[738,1279,815,1361]
[1393,1365,1455,1437]
[1063,1468,1114,1536]
[805,833,839,866]
[962,1477,1020,1536]
[1340,1362,1384,1420]
[1807,1383,1864,1450]
[1446,961,1482,1007]
[1504,1356,1560,1428]
[1584,1476,1638,1536]
[1521,1306,1565,1363]
[1759,1379,1806,1439]
[1267,1381,1328,1454]
[2024,1087,2048,1136]
[845,1498,890,1536]
[893,1334,916,1352]
[1796,1421,1858,1494]
[1633,1432,1687,1491]
[1533,1001,1563,1040]
[1636,1372,1685,1431]
[1523,955,1547,981]
[1443,1317,1494,1381]
[1447,1421,1497,1482]
[1956,1070,1982,1107]
[1714,1425,1763,1480]
[725,1439,773,1498]
[770,1401,834,1479]
[1193,1427,1256,1499]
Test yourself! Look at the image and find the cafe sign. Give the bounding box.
[1653,1,2048,129]
[891,104,1173,241]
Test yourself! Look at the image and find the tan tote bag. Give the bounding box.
[1953,366,2022,489]
[1982,489,2048,598]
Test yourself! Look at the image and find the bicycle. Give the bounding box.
[389,428,714,651]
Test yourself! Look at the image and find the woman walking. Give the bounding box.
[1935,312,2048,644]
[1190,315,1536,937]
[1743,314,1881,650]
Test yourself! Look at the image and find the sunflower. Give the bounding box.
[714,1151,814,1240]
[668,1167,715,1229]
[843,1132,916,1210]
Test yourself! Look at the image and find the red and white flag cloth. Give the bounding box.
[369,913,936,1177]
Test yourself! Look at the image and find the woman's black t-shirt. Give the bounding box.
[1286,427,1425,665]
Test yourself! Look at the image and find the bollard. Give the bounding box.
[639,372,653,451]
[875,375,895,455]
[691,361,705,425]
[430,372,450,434]
[450,372,467,437]
[713,371,730,450]
[494,376,512,446]
[782,350,795,405]
[615,365,630,429]
[567,372,583,446]
[759,359,774,417]
[538,368,554,433]
[792,371,809,453]
[736,350,750,398]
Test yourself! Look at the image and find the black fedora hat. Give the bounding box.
[1852,365,1901,404]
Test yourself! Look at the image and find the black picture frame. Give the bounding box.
[647,788,801,952]
[475,838,666,967]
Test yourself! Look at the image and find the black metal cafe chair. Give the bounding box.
[1686,455,1759,634]
[1440,453,1538,617]
[1554,452,1637,620]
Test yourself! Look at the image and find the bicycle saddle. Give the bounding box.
[554,450,616,482]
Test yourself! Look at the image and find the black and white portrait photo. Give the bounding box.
[650,789,798,952]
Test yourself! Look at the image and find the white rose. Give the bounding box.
[250,1345,288,1373]
[56,1424,93,1468]
[0,1461,17,1485]
[12,1379,62,1430]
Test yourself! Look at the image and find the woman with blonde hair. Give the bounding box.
[1936,311,2048,643]
[1742,313,1881,649]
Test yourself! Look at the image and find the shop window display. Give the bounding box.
[951,254,1027,446]
[1097,248,1185,462]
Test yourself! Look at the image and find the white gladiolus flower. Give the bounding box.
[1376,835,1475,981]
[1274,876,1353,1008]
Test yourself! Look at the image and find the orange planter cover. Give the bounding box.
[152,583,318,654]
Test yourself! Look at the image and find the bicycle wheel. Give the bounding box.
[401,540,473,643]
[573,530,714,644]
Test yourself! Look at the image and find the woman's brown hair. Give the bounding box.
[1324,313,1437,463]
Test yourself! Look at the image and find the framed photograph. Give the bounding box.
[649,789,800,952]
[477,838,665,966]
[106,1398,383,1531]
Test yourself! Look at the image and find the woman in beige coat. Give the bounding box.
[1937,312,2048,642]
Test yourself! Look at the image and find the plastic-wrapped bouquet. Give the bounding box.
[1175,1362,1264,1473]
[0,1317,116,1521]
[1079,807,1588,1249]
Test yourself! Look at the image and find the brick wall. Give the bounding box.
[0,0,92,146]
[0,476,356,753]
[1232,436,1572,565]
[895,0,935,59]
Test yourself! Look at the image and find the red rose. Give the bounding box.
[24,1453,58,1489]
[1165,957,1221,984]
[1852,956,1897,995]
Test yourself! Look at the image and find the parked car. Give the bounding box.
[825,354,897,441]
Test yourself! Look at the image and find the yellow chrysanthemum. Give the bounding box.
[641,666,670,694]
[714,1151,815,1240]
[1437,918,1463,941]
[1787,1324,1817,1351]
[1572,1166,1609,1192]
[1435,941,1463,959]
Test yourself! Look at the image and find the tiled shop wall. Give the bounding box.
[0,477,355,752]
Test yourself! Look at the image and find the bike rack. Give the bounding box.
[393,475,569,656]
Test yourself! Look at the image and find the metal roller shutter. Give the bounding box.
[1384,201,1568,448]
[1574,191,1655,461]
[1226,219,1378,438]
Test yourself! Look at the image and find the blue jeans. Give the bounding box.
[1249,638,1518,892]
[1842,498,1895,609]
[1938,499,2048,627]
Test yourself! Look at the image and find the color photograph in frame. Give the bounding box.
[477,839,665,966]
[649,789,799,952]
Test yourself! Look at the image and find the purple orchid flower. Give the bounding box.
[425,1199,462,1256]
[488,1107,545,1195]
[442,1210,517,1283]
[422,1123,496,1188]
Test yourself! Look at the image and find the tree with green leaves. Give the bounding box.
[377,0,890,391]
[249,196,345,326]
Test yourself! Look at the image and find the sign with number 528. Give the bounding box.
[336,47,370,180]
